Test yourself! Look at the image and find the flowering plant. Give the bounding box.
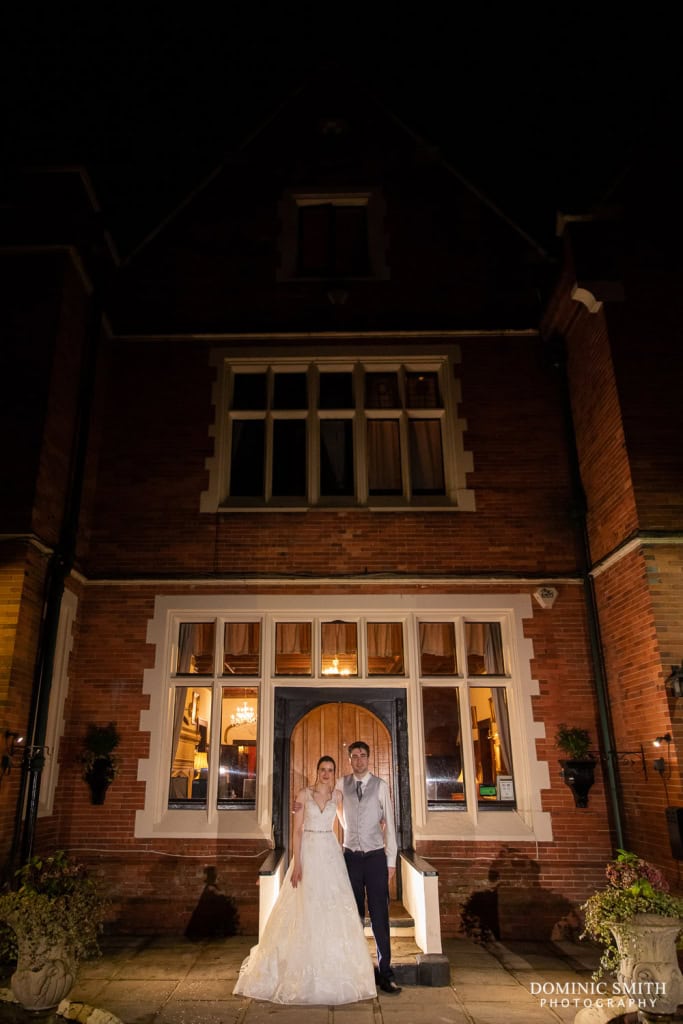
[582,849,683,976]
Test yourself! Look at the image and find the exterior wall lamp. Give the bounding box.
[1,730,25,783]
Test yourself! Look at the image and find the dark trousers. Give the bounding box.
[344,847,393,980]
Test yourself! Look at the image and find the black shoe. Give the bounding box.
[378,977,402,994]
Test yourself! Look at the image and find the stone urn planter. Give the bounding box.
[576,850,683,1024]
[0,851,107,1013]
[10,934,77,1011]
[609,913,683,1017]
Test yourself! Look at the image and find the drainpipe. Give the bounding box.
[9,281,102,869]
[548,333,625,850]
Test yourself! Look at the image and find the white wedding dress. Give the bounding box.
[233,790,376,1004]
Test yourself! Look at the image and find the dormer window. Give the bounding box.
[298,201,369,277]
[278,190,389,281]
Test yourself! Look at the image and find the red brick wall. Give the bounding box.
[565,308,639,564]
[0,542,50,864]
[26,579,616,938]
[83,334,578,578]
[594,546,683,870]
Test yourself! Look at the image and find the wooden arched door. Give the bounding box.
[290,701,394,817]
[289,702,397,898]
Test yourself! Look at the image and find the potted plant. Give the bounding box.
[78,722,121,804]
[581,850,683,1016]
[0,850,108,1011]
[555,723,597,807]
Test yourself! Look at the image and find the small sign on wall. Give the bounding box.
[497,775,515,800]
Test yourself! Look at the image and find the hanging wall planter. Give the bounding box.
[85,759,114,804]
[559,758,597,808]
[78,722,121,804]
[555,723,596,808]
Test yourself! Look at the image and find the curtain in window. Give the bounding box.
[321,622,357,654]
[409,420,444,492]
[491,689,512,776]
[171,687,189,769]
[276,623,312,653]
[419,622,455,656]
[225,623,258,656]
[466,623,504,674]
[367,623,402,657]
[177,623,215,673]
[368,420,401,491]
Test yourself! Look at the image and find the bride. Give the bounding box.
[233,755,377,1004]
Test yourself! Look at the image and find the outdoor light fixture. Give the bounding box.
[1,730,25,783]
[653,734,673,748]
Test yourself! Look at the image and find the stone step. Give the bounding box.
[363,915,451,987]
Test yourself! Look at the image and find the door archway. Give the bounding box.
[272,687,411,863]
[290,702,394,824]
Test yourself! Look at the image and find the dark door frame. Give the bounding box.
[272,687,412,860]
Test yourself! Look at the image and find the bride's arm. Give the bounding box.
[291,788,306,888]
[335,788,346,829]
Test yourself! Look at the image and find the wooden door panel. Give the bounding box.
[290,701,392,803]
[289,702,396,897]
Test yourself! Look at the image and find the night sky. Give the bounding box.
[3,5,679,257]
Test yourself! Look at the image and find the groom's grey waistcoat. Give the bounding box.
[342,773,385,854]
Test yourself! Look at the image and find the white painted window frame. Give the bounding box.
[136,593,551,843]
[200,345,475,514]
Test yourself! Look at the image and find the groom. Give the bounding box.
[341,740,401,995]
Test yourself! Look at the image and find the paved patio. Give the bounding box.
[2,931,669,1024]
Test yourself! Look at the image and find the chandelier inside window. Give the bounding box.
[321,656,351,677]
[230,701,257,727]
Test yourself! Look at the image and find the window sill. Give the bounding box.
[215,501,462,514]
[416,809,548,842]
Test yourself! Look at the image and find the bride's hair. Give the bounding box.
[316,755,336,772]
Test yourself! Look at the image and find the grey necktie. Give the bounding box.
[356,780,363,801]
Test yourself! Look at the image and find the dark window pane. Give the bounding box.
[320,420,354,496]
[298,204,331,276]
[419,622,457,675]
[422,687,465,806]
[334,205,369,275]
[365,372,399,408]
[272,420,307,496]
[406,372,441,408]
[409,420,445,495]
[232,373,267,410]
[273,373,308,410]
[368,420,401,495]
[230,421,264,497]
[298,204,369,277]
[319,372,354,409]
